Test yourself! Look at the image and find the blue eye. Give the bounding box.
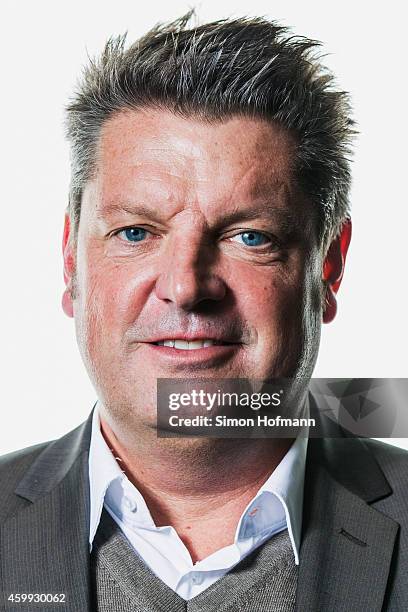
[121,227,147,242]
[233,231,271,247]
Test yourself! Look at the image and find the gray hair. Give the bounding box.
[65,12,356,249]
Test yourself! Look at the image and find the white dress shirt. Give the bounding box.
[88,402,308,600]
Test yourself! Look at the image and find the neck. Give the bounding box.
[99,414,293,562]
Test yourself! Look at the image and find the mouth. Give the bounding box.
[141,337,241,366]
[150,339,234,350]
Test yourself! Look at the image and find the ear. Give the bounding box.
[322,219,352,324]
[62,213,75,318]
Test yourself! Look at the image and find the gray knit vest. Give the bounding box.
[90,508,298,611]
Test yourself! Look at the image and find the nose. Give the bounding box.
[154,234,227,310]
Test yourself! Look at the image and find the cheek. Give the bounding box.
[237,267,305,333]
[237,262,322,378]
[75,255,150,360]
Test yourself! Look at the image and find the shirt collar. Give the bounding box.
[88,404,125,548]
[237,430,308,564]
[88,401,308,563]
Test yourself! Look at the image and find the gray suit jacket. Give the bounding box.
[1,406,407,611]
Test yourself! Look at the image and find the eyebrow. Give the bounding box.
[211,206,303,233]
[96,202,164,222]
[96,201,304,233]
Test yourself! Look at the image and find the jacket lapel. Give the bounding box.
[1,412,94,612]
[296,435,399,611]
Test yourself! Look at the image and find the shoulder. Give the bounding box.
[363,438,408,486]
[0,414,93,527]
[0,441,52,479]
[0,441,52,513]
[359,439,408,538]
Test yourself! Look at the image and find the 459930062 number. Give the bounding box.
[7,593,66,604]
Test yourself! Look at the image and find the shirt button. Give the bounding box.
[191,574,203,585]
[124,496,137,513]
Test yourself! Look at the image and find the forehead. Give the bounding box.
[89,108,306,223]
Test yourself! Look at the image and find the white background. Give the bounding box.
[1,0,407,454]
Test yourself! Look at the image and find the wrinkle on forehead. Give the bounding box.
[89,108,303,226]
[98,107,297,172]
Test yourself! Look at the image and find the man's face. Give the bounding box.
[70,109,324,429]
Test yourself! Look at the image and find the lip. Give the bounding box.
[143,334,240,344]
[141,341,241,365]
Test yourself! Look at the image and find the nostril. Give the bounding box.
[154,269,227,310]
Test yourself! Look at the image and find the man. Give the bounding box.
[1,13,407,612]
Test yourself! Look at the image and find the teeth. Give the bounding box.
[188,340,209,349]
[155,339,219,349]
[174,340,190,350]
